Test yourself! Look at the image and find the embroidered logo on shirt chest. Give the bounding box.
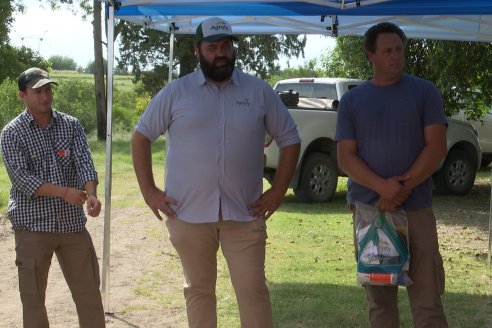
[235,98,250,107]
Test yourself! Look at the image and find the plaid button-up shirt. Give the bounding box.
[1,110,98,233]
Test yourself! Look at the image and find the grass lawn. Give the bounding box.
[0,138,491,327]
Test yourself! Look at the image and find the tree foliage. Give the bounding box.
[0,0,15,45]
[117,22,171,94]
[0,45,51,83]
[267,59,323,87]
[0,1,41,83]
[49,55,77,70]
[235,34,307,80]
[320,36,492,119]
[320,36,371,79]
[0,79,24,129]
[118,21,307,95]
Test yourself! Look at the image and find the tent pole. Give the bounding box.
[488,168,491,268]
[168,31,174,83]
[101,1,115,313]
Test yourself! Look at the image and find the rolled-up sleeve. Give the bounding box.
[72,121,98,186]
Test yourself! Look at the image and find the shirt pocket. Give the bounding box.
[53,138,73,168]
[232,100,264,132]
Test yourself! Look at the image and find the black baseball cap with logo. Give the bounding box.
[18,67,58,91]
[195,17,239,44]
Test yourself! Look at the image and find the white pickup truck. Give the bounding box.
[452,108,492,167]
[264,77,482,202]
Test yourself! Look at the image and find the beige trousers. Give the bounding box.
[14,229,105,328]
[166,217,273,328]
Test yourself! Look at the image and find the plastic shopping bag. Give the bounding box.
[354,202,412,286]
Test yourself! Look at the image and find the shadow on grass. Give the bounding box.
[279,190,349,215]
[280,179,490,231]
[269,282,490,328]
[433,182,490,230]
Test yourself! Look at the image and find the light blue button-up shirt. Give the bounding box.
[136,69,300,223]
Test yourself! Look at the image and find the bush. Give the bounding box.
[136,94,151,117]
[52,80,97,134]
[0,79,24,130]
[112,89,137,132]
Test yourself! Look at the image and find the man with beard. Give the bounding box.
[131,17,301,328]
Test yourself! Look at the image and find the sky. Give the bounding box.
[10,1,335,69]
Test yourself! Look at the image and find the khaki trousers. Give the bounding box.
[166,217,273,328]
[361,208,448,328]
[14,229,105,328]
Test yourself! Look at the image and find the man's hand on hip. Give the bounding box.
[145,187,179,221]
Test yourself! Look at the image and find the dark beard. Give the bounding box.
[199,52,235,82]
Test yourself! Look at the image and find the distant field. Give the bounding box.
[51,70,137,92]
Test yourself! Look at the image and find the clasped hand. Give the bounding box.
[64,188,101,217]
[376,176,411,212]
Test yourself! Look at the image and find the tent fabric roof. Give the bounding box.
[113,0,492,42]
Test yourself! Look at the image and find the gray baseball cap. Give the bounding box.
[18,67,58,91]
[195,17,239,44]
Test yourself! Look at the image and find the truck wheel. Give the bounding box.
[434,149,476,195]
[294,152,338,202]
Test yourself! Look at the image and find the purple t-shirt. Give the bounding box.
[335,74,447,210]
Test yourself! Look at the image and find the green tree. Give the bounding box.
[117,21,307,95]
[320,36,371,79]
[49,55,77,70]
[0,1,26,82]
[236,34,307,79]
[0,0,17,45]
[0,45,24,82]
[320,36,492,119]
[0,45,51,83]
[267,59,323,87]
[83,58,107,74]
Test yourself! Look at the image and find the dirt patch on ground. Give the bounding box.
[0,208,186,328]
[0,180,490,327]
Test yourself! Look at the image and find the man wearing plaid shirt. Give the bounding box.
[0,68,105,328]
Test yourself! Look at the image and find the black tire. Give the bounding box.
[294,152,338,202]
[434,149,476,195]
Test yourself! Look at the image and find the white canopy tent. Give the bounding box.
[101,0,492,311]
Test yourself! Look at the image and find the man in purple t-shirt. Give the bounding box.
[336,22,448,328]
